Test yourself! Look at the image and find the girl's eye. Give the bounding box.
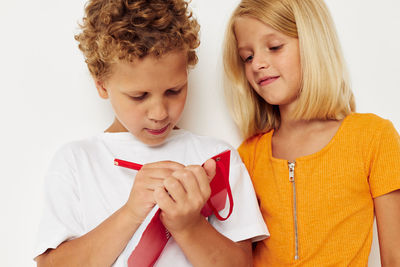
[269,44,283,51]
[130,93,147,101]
[244,55,253,63]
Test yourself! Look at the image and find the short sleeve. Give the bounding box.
[208,148,269,243]
[238,135,263,179]
[238,141,252,176]
[34,145,85,258]
[369,120,400,198]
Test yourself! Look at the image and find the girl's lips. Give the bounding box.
[259,76,280,86]
[146,124,170,135]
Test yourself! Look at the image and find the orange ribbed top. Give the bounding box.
[238,113,400,266]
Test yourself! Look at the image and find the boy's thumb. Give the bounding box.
[203,159,216,181]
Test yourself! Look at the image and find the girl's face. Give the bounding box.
[96,51,188,146]
[234,16,302,108]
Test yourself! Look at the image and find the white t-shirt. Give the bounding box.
[35,129,269,266]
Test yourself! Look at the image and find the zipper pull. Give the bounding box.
[288,161,295,182]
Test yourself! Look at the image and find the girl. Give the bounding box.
[223,0,400,266]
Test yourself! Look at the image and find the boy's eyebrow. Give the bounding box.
[125,80,188,93]
[164,79,189,91]
[170,80,188,89]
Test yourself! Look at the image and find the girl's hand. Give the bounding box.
[123,161,184,224]
[154,159,216,234]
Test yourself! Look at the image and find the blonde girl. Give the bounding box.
[223,0,400,266]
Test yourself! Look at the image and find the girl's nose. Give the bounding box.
[252,53,270,71]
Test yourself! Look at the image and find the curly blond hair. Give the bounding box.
[75,0,200,81]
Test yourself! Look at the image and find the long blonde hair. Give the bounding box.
[223,0,355,139]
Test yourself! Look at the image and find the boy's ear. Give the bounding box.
[95,80,109,99]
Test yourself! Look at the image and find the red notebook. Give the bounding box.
[114,150,234,267]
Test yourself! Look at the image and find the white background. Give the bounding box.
[0,0,399,266]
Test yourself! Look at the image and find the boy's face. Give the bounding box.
[96,51,188,146]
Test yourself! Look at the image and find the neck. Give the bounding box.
[105,118,128,133]
[277,103,306,131]
[277,104,323,134]
[278,117,312,135]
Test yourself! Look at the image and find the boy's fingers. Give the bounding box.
[183,165,211,199]
[172,169,200,196]
[143,161,185,171]
[145,168,176,179]
[163,177,186,203]
[154,186,175,210]
[145,177,166,190]
[203,159,216,181]
[137,168,180,188]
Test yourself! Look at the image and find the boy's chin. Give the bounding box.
[143,139,167,147]
[136,133,169,147]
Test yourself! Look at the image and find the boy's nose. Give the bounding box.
[147,102,168,122]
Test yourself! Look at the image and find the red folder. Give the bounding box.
[114,150,233,267]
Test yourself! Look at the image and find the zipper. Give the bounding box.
[288,161,299,260]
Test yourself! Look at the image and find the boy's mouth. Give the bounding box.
[146,124,170,135]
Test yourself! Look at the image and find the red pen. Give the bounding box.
[114,159,143,171]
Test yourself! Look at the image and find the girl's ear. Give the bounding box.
[95,80,109,99]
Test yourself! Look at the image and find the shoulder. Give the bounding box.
[346,113,393,129]
[344,113,398,139]
[174,129,233,152]
[342,113,399,158]
[173,129,248,166]
[238,131,271,158]
[48,135,103,173]
[52,135,101,159]
[236,131,272,176]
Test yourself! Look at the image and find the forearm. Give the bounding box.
[381,257,400,267]
[380,239,400,267]
[172,218,252,267]
[375,189,400,267]
[36,205,141,267]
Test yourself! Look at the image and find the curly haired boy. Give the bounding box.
[34,0,268,266]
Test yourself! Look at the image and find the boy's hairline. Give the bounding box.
[94,48,194,82]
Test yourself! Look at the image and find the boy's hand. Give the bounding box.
[124,161,184,224]
[154,159,217,234]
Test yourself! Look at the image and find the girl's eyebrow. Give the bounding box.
[237,33,282,51]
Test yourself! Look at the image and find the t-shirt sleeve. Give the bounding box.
[34,145,85,259]
[238,143,251,175]
[238,136,261,179]
[369,119,400,198]
[209,147,269,243]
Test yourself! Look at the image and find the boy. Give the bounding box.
[34,0,268,266]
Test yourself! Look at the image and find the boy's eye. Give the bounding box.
[130,93,147,101]
[166,88,182,96]
[269,44,283,51]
